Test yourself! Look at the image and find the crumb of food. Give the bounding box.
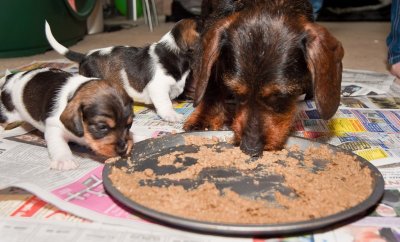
[109,135,373,225]
[143,168,154,177]
[126,157,134,167]
[105,156,121,164]
[211,136,220,142]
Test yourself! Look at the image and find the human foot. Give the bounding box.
[390,62,400,78]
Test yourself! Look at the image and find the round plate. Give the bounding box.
[102,131,384,237]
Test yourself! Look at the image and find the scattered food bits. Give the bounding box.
[109,136,373,225]
[105,156,121,164]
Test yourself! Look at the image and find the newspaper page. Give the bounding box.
[0,217,248,242]
[341,69,395,95]
[1,62,400,241]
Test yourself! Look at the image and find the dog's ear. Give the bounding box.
[304,23,344,120]
[173,19,199,52]
[60,100,84,137]
[193,14,238,106]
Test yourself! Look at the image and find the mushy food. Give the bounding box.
[108,135,373,224]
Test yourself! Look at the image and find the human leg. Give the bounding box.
[387,0,400,78]
[310,0,324,20]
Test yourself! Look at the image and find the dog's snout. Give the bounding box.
[240,137,264,157]
[116,140,127,155]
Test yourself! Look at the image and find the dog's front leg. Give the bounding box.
[148,81,184,122]
[183,97,227,131]
[45,126,79,170]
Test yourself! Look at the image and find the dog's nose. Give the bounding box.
[240,138,264,157]
[116,140,127,155]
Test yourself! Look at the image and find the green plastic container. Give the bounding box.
[115,0,143,17]
[0,0,96,58]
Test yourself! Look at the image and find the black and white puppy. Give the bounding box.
[45,19,199,122]
[0,68,134,170]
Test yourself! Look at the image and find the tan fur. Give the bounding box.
[61,80,133,158]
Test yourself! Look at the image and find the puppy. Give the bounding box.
[45,19,199,122]
[184,0,344,156]
[0,68,134,170]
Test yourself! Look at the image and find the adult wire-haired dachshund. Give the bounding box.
[184,0,344,156]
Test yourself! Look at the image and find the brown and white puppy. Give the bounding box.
[0,68,134,170]
[184,0,344,156]
[45,19,199,122]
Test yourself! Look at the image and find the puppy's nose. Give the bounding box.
[240,138,264,157]
[116,140,127,155]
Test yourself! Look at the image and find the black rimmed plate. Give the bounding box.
[102,131,384,237]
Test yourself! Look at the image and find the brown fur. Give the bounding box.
[184,0,344,156]
[61,80,134,157]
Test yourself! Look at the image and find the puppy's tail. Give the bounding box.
[45,20,85,63]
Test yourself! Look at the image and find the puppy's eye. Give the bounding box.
[126,122,133,129]
[96,123,110,133]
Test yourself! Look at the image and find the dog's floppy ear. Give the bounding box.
[173,19,199,52]
[193,14,238,106]
[60,100,84,137]
[304,23,344,120]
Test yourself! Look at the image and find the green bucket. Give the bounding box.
[114,0,143,17]
[0,0,96,58]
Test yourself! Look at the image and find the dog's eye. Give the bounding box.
[235,95,247,105]
[263,93,288,104]
[96,123,110,133]
[126,122,133,129]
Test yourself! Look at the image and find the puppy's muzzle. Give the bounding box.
[116,139,128,156]
[239,135,264,157]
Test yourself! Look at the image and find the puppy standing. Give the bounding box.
[0,68,134,170]
[45,19,199,122]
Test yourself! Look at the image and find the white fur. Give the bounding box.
[87,47,114,56]
[159,32,180,53]
[45,21,68,55]
[46,21,191,122]
[46,21,114,57]
[1,69,95,170]
[119,38,188,122]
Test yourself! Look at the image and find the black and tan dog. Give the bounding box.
[184,0,344,156]
[0,68,133,170]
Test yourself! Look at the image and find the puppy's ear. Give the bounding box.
[193,14,238,106]
[173,19,199,52]
[60,100,84,137]
[304,23,344,120]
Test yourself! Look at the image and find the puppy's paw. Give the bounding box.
[50,159,79,170]
[158,110,184,122]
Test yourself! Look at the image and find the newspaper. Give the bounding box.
[1,61,400,241]
[0,217,247,242]
[341,69,395,96]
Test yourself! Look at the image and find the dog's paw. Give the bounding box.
[183,120,206,131]
[158,110,184,122]
[50,159,79,170]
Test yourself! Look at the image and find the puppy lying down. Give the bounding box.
[0,68,134,170]
[45,19,199,122]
